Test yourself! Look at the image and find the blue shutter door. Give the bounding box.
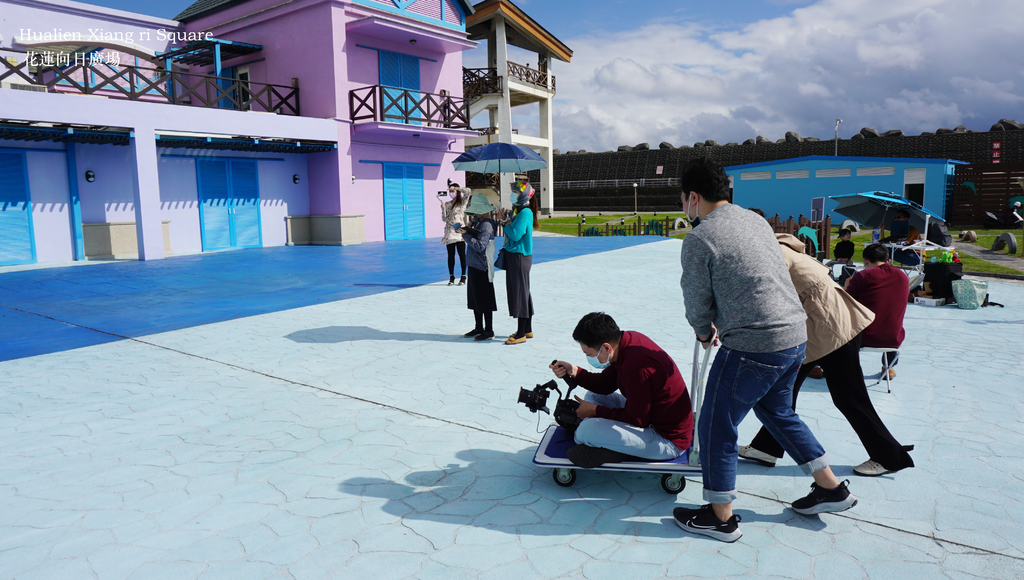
[229,160,262,248]
[404,165,425,239]
[379,51,403,124]
[383,164,407,240]
[401,54,421,126]
[197,160,232,250]
[0,152,35,265]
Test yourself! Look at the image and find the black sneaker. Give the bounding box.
[566,444,640,468]
[791,480,857,515]
[673,505,742,543]
[464,328,482,338]
[474,330,495,341]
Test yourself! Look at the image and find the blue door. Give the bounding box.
[0,152,37,266]
[197,159,262,251]
[379,50,421,125]
[382,163,426,241]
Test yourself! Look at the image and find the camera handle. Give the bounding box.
[550,360,579,399]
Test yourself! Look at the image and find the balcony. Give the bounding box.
[507,61,555,91]
[463,68,502,101]
[0,52,300,115]
[462,62,555,108]
[348,85,473,141]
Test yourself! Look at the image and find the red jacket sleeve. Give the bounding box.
[574,367,618,395]
[594,367,653,427]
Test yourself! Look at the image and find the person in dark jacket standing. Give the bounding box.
[459,195,499,341]
[499,179,538,345]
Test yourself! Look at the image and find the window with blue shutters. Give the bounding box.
[0,152,36,266]
[379,50,421,125]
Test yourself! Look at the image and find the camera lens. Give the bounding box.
[517,388,533,405]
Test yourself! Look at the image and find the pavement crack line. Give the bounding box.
[7,305,1024,562]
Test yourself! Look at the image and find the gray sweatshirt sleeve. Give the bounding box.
[680,235,716,338]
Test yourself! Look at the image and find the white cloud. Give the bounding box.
[477,0,1024,152]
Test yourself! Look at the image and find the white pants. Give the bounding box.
[573,391,682,460]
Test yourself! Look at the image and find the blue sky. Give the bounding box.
[73,0,1024,152]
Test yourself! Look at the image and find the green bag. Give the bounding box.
[952,280,987,310]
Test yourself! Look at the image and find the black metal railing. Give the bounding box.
[463,67,501,100]
[349,85,469,129]
[0,52,300,115]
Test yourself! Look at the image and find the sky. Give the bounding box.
[75,0,1024,152]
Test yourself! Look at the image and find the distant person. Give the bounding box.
[882,210,921,266]
[499,179,539,345]
[834,228,855,263]
[441,184,470,286]
[549,312,693,467]
[739,234,915,478]
[674,157,855,544]
[845,243,909,380]
[459,195,499,341]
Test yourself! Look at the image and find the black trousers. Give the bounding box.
[446,242,466,276]
[749,334,914,471]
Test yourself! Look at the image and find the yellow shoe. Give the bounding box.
[505,335,527,345]
[525,332,534,339]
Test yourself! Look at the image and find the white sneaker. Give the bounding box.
[854,459,893,477]
[738,445,776,467]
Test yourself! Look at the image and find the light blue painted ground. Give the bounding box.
[2,238,1024,579]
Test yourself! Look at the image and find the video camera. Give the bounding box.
[516,360,582,433]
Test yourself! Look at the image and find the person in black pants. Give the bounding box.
[459,195,498,341]
[441,185,469,286]
[739,234,914,477]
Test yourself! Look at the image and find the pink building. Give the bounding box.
[0,0,477,266]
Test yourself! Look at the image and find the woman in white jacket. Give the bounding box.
[441,185,470,285]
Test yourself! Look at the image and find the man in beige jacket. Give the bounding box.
[739,234,915,477]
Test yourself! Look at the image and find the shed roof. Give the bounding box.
[726,155,967,171]
[467,0,572,62]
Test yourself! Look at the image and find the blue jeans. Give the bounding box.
[574,392,682,460]
[699,343,829,503]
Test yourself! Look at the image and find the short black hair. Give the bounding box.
[680,157,731,203]
[572,312,622,350]
[839,228,852,237]
[895,209,910,219]
[863,243,889,264]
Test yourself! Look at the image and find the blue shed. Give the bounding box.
[725,156,967,222]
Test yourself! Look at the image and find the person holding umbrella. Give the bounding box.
[500,179,539,345]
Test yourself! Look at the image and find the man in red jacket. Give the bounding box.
[550,312,693,468]
[845,243,909,379]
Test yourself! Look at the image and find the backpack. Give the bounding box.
[927,221,952,247]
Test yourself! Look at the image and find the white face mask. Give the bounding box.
[683,193,700,225]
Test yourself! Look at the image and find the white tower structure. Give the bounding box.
[463,0,572,213]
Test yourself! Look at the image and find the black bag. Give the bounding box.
[927,221,952,247]
[494,248,507,270]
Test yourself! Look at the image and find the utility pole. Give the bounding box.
[835,118,843,156]
[633,183,638,215]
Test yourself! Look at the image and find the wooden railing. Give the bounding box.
[577,216,674,238]
[767,214,833,259]
[349,85,469,129]
[507,61,555,91]
[463,67,501,100]
[0,52,299,115]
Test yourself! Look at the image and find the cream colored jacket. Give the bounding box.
[777,234,875,363]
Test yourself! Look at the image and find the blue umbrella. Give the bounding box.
[830,191,942,233]
[452,142,546,173]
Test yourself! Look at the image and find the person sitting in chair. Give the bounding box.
[549,312,693,468]
[845,244,909,380]
[882,210,922,266]
[834,228,855,263]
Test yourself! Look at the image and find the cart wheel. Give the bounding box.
[553,468,576,487]
[661,473,685,494]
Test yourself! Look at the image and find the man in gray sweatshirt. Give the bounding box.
[673,158,856,543]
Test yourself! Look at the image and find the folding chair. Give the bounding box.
[860,347,898,393]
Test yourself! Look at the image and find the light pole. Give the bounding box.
[633,183,638,215]
[834,118,843,156]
